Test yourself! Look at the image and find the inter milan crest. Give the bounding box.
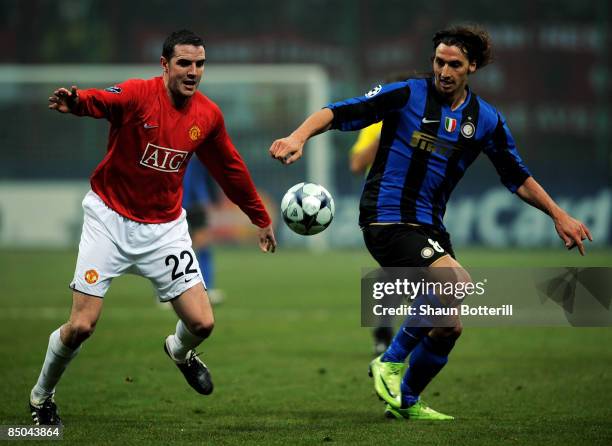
[189,125,201,141]
[420,247,434,259]
[461,122,475,138]
[444,117,457,133]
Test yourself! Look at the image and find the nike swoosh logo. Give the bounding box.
[422,118,440,124]
[144,124,159,129]
[184,276,195,283]
[382,378,397,398]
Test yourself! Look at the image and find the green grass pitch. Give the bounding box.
[0,247,611,445]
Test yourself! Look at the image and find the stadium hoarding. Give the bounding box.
[0,183,610,248]
[361,267,612,327]
[302,187,611,249]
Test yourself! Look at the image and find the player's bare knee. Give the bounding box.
[67,319,97,343]
[73,321,96,340]
[457,268,472,286]
[430,261,472,287]
[444,266,472,287]
[187,319,214,338]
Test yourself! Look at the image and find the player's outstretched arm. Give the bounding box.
[48,85,78,113]
[257,224,277,253]
[269,108,334,165]
[517,177,592,255]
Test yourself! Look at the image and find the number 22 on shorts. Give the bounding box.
[165,250,198,280]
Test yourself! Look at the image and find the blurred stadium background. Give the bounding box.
[0,0,609,249]
[0,1,610,444]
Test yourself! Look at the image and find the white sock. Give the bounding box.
[30,328,80,406]
[167,320,203,363]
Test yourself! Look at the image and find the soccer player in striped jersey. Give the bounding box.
[270,25,591,420]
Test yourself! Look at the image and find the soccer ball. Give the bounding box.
[281,182,335,236]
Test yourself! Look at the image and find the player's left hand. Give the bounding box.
[257,224,277,253]
[554,212,592,256]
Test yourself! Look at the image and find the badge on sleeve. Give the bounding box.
[105,86,122,94]
[365,85,382,98]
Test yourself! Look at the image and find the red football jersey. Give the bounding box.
[72,77,271,227]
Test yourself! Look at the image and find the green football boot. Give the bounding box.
[384,401,454,420]
[368,355,403,408]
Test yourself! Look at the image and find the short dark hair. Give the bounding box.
[432,25,493,69]
[162,30,205,60]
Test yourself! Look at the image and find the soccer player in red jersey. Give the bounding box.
[29,30,276,425]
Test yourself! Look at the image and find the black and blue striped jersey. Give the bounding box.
[327,77,531,231]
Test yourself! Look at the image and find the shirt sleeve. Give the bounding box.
[196,111,271,228]
[326,81,411,132]
[72,79,142,124]
[483,113,531,192]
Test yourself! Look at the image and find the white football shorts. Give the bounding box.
[70,190,204,301]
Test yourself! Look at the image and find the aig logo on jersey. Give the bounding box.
[140,143,189,173]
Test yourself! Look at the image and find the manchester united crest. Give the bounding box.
[189,125,201,141]
[85,269,99,284]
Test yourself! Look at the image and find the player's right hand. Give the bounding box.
[554,212,592,256]
[269,136,303,165]
[49,85,78,113]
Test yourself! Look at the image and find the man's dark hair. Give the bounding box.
[432,25,493,69]
[162,30,205,60]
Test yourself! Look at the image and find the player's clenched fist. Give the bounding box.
[269,108,334,165]
[269,136,304,165]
